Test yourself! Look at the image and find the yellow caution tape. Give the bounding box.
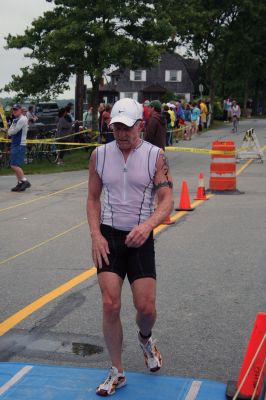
[166,146,236,155]
[0,104,8,130]
[0,138,237,155]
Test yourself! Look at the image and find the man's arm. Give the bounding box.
[8,117,27,136]
[125,149,173,248]
[87,149,110,268]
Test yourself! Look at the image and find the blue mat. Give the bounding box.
[0,362,227,399]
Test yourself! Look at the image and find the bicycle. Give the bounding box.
[26,129,57,163]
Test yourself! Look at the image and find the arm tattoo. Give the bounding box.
[154,181,173,190]
[160,154,170,178]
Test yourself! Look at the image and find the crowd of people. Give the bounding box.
[0,96,244,193]
[88,98,212,149]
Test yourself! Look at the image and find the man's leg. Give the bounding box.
[11,165,25,181]
[131,277,162,372]
[131,277,157,337]
[98,271,124,372]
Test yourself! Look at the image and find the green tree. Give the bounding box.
[221,0,266,113]
[4,0,175,125]
[171,0,266,114]
[171,0,240,110]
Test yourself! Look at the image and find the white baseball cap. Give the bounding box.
[110,98,143,127]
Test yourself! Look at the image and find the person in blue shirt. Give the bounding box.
[191,102,201,136]
[8,104,31,192]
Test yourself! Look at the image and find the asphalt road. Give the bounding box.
[0,118,265,384]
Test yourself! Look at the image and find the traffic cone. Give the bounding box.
[175,181,194,211]
[194,172,208,200]
[226,312,266,399]
[162,214,174,225]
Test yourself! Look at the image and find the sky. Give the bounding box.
[0,0,87,99]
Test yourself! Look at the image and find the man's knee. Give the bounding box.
[102,297,121,321]
[135,298,156,318]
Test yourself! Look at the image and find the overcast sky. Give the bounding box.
[0,0,83,99]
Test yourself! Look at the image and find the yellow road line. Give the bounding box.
[0,221,86,266]
[0,180,87,213]
[0,267,97,336]
[0,155,261,336]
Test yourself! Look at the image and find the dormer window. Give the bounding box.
[165,70,182,82]
[130,70,146,81]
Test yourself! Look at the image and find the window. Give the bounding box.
[165,70,182,82]
[129,70,146,81]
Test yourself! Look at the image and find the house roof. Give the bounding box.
[183,59,200,83]
[99,84,118,93]
[142,84,166,93]
[108,69,123,76]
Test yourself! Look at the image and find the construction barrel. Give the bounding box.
[209,140,237,191]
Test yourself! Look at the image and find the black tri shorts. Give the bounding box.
[98,224,156,284]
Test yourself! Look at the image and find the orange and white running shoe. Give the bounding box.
[96,366,126,396]
[138,332,162,372]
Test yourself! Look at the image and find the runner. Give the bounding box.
[87,98,173,396]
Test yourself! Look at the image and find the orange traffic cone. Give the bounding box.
[162,214,174,225]
[226,312,266,399]
[175,181,194,211]
[194,172,208,200]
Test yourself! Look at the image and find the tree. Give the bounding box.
[171,0,241,111]
[221,0,266,112]
[171,0,266,114]
[4,0,175,126]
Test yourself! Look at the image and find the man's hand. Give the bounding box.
[125,223,153,248]
[91,232,110,269]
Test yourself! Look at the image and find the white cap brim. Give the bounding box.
[109,115,137,127]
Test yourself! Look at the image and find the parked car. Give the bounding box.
[35,102,59,126]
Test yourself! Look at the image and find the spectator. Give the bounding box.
[83,106,93,130]
[199,100,208,130]
[162,105,172,145]
[8,104,31,192]
[26,105,38,124]
[66,102,75,122]
[143,99,151,126]
[184,104,192,140]
[21,107,28,117]
[227,97,232,122]
[55,107,73,165]
[191,102,201,135]
[145,100,166,150]
[167,103,176,129]
[98,103,105,141]
[65,104,74,123]
[102,104,114,143]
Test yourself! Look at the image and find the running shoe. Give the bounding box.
[18,180,31,191]
[11,182,23,192]
[138,332,162,372]
[96,366,126,396]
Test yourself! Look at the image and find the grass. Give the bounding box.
[0,148,94,176]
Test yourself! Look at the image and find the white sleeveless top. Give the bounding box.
[96,140,161,231]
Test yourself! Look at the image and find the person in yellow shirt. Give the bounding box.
[199,100,208,129]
